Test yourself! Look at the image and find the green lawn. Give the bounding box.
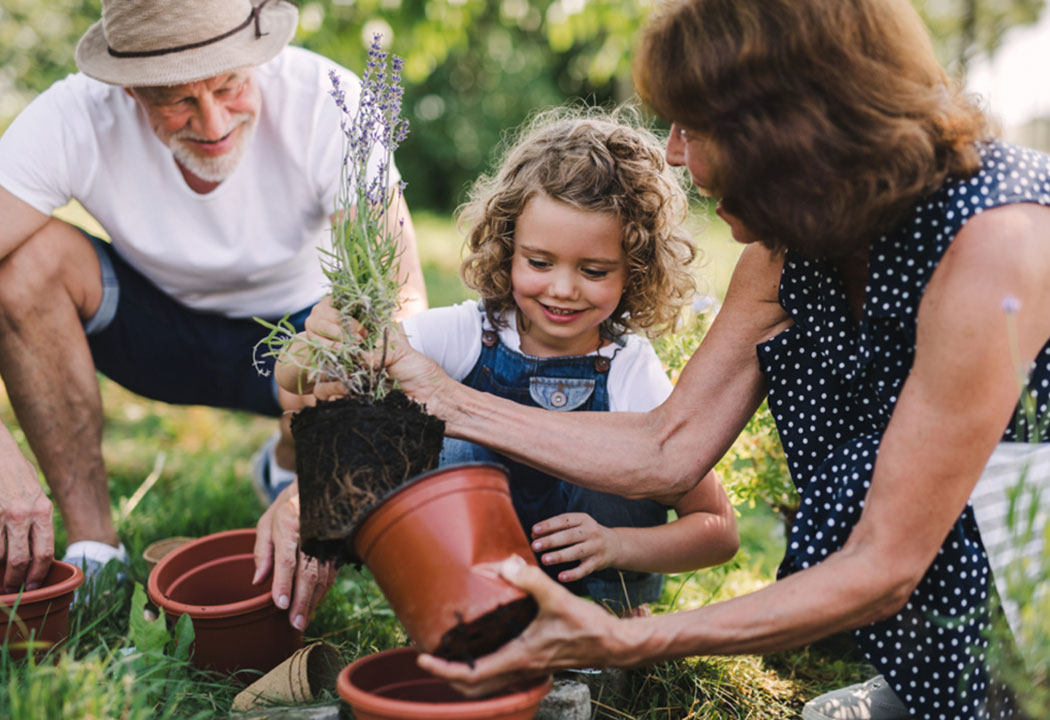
[0,207,874,719]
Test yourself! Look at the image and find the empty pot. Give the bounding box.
[147,528,302,675]
[337,646,552,720]
[0,560,83,659]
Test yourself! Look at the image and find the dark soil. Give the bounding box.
[291,390,445,562]
[432,596,539,665]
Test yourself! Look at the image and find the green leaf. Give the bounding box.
[128,583,172,655]
[170,612,195,663]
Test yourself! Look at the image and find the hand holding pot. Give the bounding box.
[253,480,338,630]
[0,425,53,592]
[530,513,622,583]
[416,555,629,698]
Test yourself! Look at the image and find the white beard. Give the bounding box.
[168,112,256,183]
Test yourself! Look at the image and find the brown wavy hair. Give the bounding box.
[459,106,697,339]
[634,0,993,259]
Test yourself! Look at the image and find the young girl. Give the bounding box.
[280,108,738,614]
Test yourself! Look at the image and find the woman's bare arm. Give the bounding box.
[394,244,791,504]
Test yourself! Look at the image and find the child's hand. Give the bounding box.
[530,513,622,583]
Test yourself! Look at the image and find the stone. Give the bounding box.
[234,703,343,720]
[536,679,591,720]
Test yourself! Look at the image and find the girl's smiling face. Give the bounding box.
[510,194,628,357]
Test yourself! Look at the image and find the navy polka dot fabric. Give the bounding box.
[757,141,1050,719]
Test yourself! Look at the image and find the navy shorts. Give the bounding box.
[83,234,314,417]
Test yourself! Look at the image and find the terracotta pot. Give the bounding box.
[0,560,83,659]
[147,528,302,675]
[352,463,539,662]
[337,646,552,720]
[143,536,196,574]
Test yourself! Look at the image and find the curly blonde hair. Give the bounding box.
[635,0,992,259]
[458,106,697,340]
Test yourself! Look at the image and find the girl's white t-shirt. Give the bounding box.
[400,300,672,412]
[0,47,396,319]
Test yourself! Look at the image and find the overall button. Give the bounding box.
[481,330,498,348]
[550,390,568,408]
[593,356,611,373]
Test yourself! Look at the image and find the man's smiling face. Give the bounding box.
[128,69,261,185]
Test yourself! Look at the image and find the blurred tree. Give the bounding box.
[0,0,1046,211]
[294,0,655,210]
[920,0,1046,73]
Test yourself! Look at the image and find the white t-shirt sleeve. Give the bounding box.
[400,300,483,382]
[607,335,673,412]
[0,77,85,215]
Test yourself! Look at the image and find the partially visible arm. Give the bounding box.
[394,243,790,504]
[531,469,738,578]
[0,184,50,261]
[614,468,738,574]
[390,195,428,319]
[0,185,56,592]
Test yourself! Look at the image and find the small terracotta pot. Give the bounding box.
[352,463,539,661]
[337,646,552,720]
[147,528,302,675]
[0,560,83,659]
[143,536,196,574]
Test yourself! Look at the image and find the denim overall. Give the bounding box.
[439,316,667,612]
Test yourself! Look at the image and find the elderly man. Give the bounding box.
[0,0,426,629]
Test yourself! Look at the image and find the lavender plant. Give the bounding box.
[257,35,409,403]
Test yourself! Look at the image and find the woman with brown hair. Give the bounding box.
[295,0,1050,717]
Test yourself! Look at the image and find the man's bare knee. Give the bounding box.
[0,220,102,324]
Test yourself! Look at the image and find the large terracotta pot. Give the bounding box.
[147,528,302,675]
[0,560,83,659]
[337,646,552,720]
[352,463,539,662]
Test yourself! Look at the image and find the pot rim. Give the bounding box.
[148,528,273,619]
[337,646,553,718]
[0,560,84,608]
[348,461,509,553]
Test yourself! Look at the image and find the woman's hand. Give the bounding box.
[530,513,621,583]
[416,555,629,697]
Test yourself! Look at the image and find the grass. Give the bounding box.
[0,206,874,719]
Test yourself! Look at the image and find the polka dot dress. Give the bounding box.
[757,140,1050,720]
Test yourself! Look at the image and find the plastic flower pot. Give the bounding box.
[352,463,539,662]
[337,646,552,720]
[147,528,302,675]
[0,560,83,659]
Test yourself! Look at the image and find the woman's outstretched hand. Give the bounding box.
[416,555,631,697]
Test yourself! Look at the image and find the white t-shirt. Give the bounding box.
[0,46,396,318]
[400,300,672,412]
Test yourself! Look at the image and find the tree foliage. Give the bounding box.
[1,0,1046,211]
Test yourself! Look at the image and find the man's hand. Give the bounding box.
[530,513,621,583]
[417,555,626,697]
[0,429,53,592]
[253,480,337,630]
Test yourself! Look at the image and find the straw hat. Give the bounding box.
[75,0,298,87]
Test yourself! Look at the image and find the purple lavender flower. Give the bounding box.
[1002,295,1022,315]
